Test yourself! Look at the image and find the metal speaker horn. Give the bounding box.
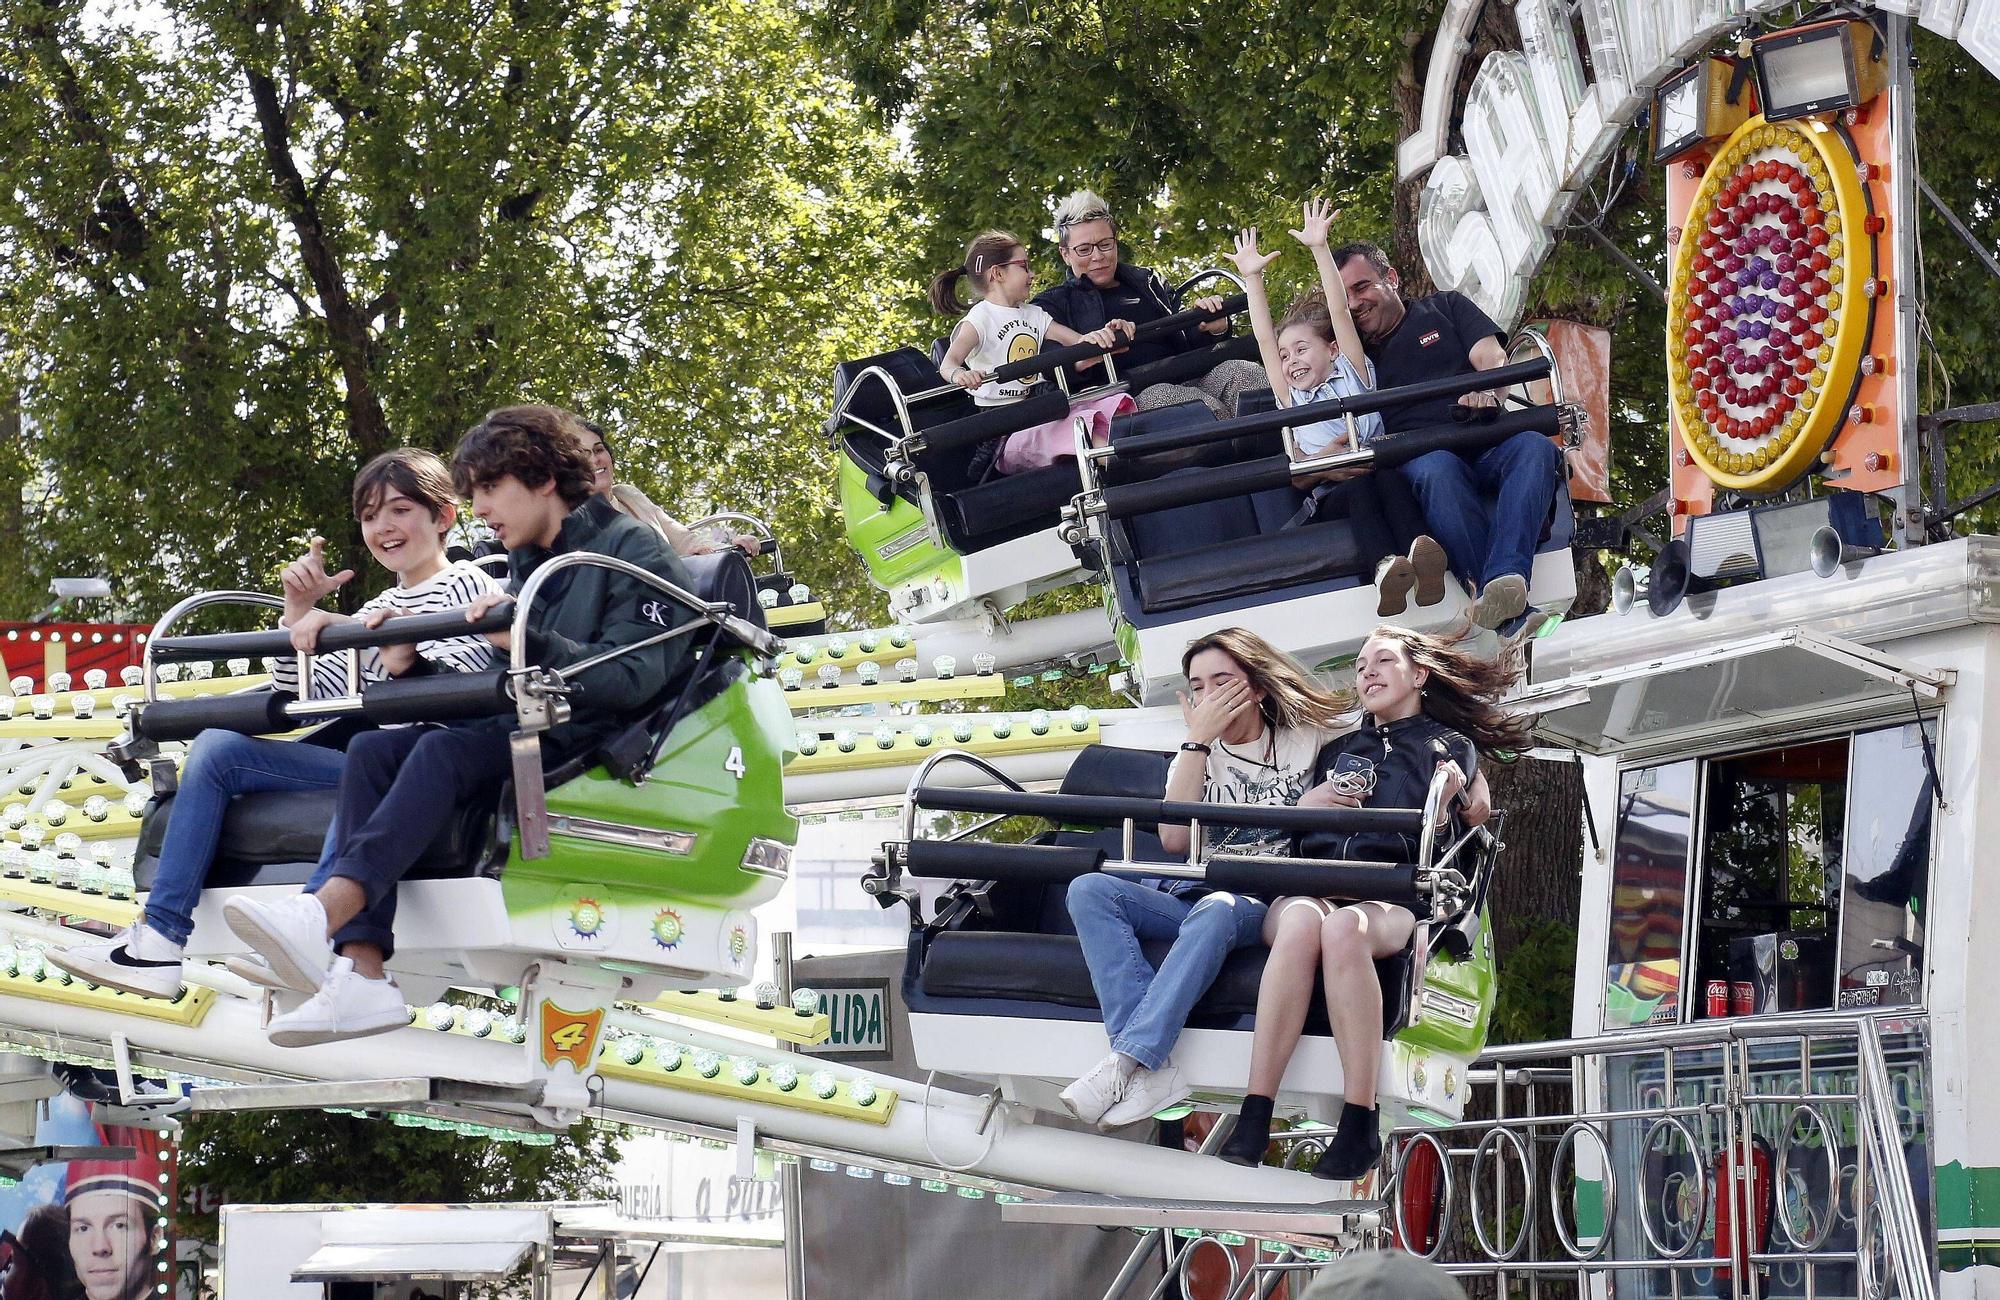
[1611,565,1645,615]
[1645,539,1716,618]
[1809,524,1881,578]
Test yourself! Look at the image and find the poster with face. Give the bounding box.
[0,1086,174,1300]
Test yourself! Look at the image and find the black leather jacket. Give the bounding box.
[1032,262,1210,372]
[1297,714,1477,864]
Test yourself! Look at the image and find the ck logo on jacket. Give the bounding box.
[638,598,674,627]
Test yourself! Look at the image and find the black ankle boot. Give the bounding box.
[1311,1102,1383,1180]
[1218,1095,1276,1167]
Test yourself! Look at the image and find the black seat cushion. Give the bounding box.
[1135,518,1366,614]
[937,463,1083,550]
[919,930,1413,1037]
[680,549,764,629]
[133,782,503,891]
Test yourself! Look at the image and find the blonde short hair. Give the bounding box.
[1053,190,1115,247]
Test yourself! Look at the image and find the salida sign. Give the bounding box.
[1403,0,2000,329]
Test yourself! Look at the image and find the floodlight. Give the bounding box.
[1751,20,1888,122]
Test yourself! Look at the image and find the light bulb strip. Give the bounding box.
[3,812,142,843]
[786,719,1101,774]
[0,957,216,1025]
[639,990,832,1045]
[596,1046,897,1124]
[0,880,141,927]
[783,673,1004,712]
[775,641,919,674]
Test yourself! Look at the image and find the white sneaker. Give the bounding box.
[267,957,409,1047]
[47,923,184,999]
[1059,1052,1134,1128]
[1100,1064,1192,1128]
[1471,574,1528,630]
[222,893,334,993]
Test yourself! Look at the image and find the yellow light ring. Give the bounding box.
[1668,115,1875,492]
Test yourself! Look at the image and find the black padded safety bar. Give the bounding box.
[150,607,513,662]
[1129,293,1248,341]
[913,389,1069,460]
[137,692,296,741]
[911,785,1422,836]
[983,294,1251,388]
[1101,455,1294,522]
[1368,404,1562,468]
[1109,358,1554,461]
[1119,335,1259,392]
[1204,857,1423,906]
[904,840,1105,883]
[361,671,514,725]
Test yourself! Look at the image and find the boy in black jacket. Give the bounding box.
[225,405,694,1044]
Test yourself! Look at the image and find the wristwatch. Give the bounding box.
[1179,742,1212,755]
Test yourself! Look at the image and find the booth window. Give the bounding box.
[1836,722,1934,1008]
[1601,762,1695,1029]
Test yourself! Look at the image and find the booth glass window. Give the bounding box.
[1836,721,1935,1009]
[1692,738,1845,1017]
[1602,762,1695,1029]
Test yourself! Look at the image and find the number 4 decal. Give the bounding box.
[725,746,746,780]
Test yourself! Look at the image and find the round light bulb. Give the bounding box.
[112,694,136,718]
[424,1003,457,1031]
[894,657,919,683]
[732,1058,761,1086]
[989,715,1012,739]
[835,729,858,753]
[124,791,149,818]
[857,630,881,653]
[826,637,849,660]
[772,1062,800,1092]
[932,655,956,679]
[778,667,804,692]
[792,642,817,664]
[787,583,812,604]
[694,1050,722,1079]
[9,675,33,696]
[20,825,45,849]
[226,658,250,677]
[0,845,25,877]
[972,652,997,676]
[121,666,144,687]
[889,624,913,648]
[912,724,934,747]
[849,1078,878,1106]
[82,796,111,822]
[189,662,213,680]
[791,986,819,1016]
[69,695,95,720]
[156,664,180,683]
[41,800,69,826]
[83,669,108,691]
[30,696,54,720]
[618,1037,647,1065]
[810,1070,839,1100]
[951,719,975,743]
[757,588,780,609]
[658,1043,685,1070]
[856,661,881,685]
[872,723,897,750]
[752,981,782,1009]
[0,698,14,720]
[46,673,71,694]
[1068,706,1092,732]
[465,1009,495,1038]
[2,804,26,830]
[794,731,820,756]
[816,663,843,689]
[1029,709,1051,735]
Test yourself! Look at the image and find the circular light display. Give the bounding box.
[1669,115,1876,492]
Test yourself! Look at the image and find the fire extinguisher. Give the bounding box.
[1392,1138,1444,1255]
[1714,1133,1775,1282]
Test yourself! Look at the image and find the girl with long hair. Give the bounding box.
[929,230,1136,475]
[1220,625,1527,1179]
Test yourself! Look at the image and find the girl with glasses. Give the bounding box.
[928,229,1136,475]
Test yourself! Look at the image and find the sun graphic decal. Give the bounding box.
[727,924,750,962]
[567,898,606,940]
[651,908,684,951]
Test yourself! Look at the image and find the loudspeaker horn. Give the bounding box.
[1809,524,1881,578]
[1611,565,1645,615]
[1645,538,1716,618]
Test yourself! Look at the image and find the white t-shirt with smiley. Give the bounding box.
[964,300,1052,406]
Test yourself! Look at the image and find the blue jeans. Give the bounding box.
[143,731,348,944]
[1399,430,1560,588]
[1067,875,1269,1071]
[309,724,512,960]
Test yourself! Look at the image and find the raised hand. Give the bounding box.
[1178,677,1259,746]
[1226,228,1282,278]
[281,536,355,621]
[1288,197,1340,249]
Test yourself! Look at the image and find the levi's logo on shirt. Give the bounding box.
[1419,330,1442,347]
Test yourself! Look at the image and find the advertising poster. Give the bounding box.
[0,1087,175,1300]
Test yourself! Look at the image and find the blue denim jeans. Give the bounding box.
[1398,429,1561,588]
[1066,875,1269,1071]
[142,731,348,944]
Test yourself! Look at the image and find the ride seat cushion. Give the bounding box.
[1134,518,1366,614]
[680,549,765,628]
[132,785,501,891]
[938,463,1083,548]
[919,931,1412,1036]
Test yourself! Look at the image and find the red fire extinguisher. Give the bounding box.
[1714,1133,1774,1281]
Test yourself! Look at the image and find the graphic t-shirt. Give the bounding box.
[1201,720,1355,856]
[964,300,1053,406]
[1288,353,1385,455]
[1365,291,1506,435]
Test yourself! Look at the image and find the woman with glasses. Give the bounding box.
[928,229,1137,474]
[1033,190,1269,417]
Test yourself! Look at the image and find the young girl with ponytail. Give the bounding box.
[929,230,1136,475]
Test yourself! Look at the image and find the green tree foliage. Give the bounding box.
[175,1110,618,1243]
[0,0,911,621]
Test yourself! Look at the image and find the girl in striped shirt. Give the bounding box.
[51,449,498,998]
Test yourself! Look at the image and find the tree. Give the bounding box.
[0,0,911,623]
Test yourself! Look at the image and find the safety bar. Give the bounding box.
[149,607,513,663]
[1106,357,1554,462]
[685,512,782,563]
[137,670,516,741]
[1117,334,1260,393]
[984,295,1250,388]
[900,838,1426,907]
[912,389,1070,461]
[909,785,1422,836]
[1091,405,1563,524]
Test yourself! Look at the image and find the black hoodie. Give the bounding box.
[1296,713,1477,864]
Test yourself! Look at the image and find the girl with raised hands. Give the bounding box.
[1228,199,1446,619]
[929,230,1137,475]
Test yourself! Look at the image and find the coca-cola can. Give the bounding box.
[1705,979,1731,1018]
[1731,981,1757,1017]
